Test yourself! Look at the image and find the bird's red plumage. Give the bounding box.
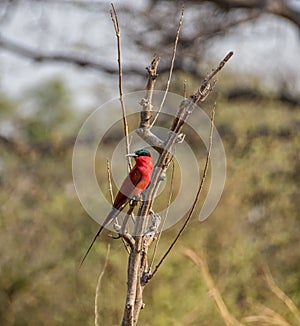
[79,151,153,268]
[113,155,153,209]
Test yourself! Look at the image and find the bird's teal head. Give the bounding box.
[134,149,151,157]
[126,149,151,158]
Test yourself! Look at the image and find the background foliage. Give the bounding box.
[0,0,300,325]
[0,75,299,324]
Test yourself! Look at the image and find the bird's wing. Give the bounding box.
[79,168,143,268]
[129,167,143,187]
[113,167,142,209]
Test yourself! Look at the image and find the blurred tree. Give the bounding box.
[0,0,299,79]
[23,78,74,142]
[0,92,16,117]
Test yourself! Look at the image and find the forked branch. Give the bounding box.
[121,51,232,325]
[149,108,215,280]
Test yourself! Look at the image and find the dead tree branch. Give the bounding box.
[121,51,233,325]
[106,159,115,204]
[150,107,215,279]
[136,54,164,151]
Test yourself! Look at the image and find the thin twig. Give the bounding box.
[183,79,187,98]
[262,263,300,324]
[110,3,132,171]
[148,160,175,272]
[106,159,114,204]
[196,51,234,102]
[95,244,111,326]
[150,106,215,279]
[136,54,164,150]
[169,53,233,136]
[150,4,184,128]
[139,54,160,129]
[145,54,160,115]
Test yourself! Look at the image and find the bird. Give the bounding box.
[79,149,153,268]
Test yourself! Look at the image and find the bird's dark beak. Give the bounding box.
[125,153,138,158]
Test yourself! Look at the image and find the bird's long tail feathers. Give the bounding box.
[79,225,104,269]
[79,207,120,269]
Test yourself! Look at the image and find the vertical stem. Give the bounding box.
[150,4,184,128]
[119,49,233,326]
[121,244,141,326]
[110,4,132,171]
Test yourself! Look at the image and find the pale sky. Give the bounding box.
[0,0,299,111]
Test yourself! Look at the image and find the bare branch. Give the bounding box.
[120,27,232,326]
[122,243,142,326]
[183,79,187,98]
[169,51,233,137]
[135,54,233,283]
[140,54,160,129]
[136,54,165,150]
[110,3,132,171]
[197,51,234,101]
[150,4,184,128]
[149,107,215,279]
[106,159,114,204]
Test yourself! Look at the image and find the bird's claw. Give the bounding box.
[129,194,142,206]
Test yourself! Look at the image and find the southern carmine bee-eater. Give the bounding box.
[80,149,153,267]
